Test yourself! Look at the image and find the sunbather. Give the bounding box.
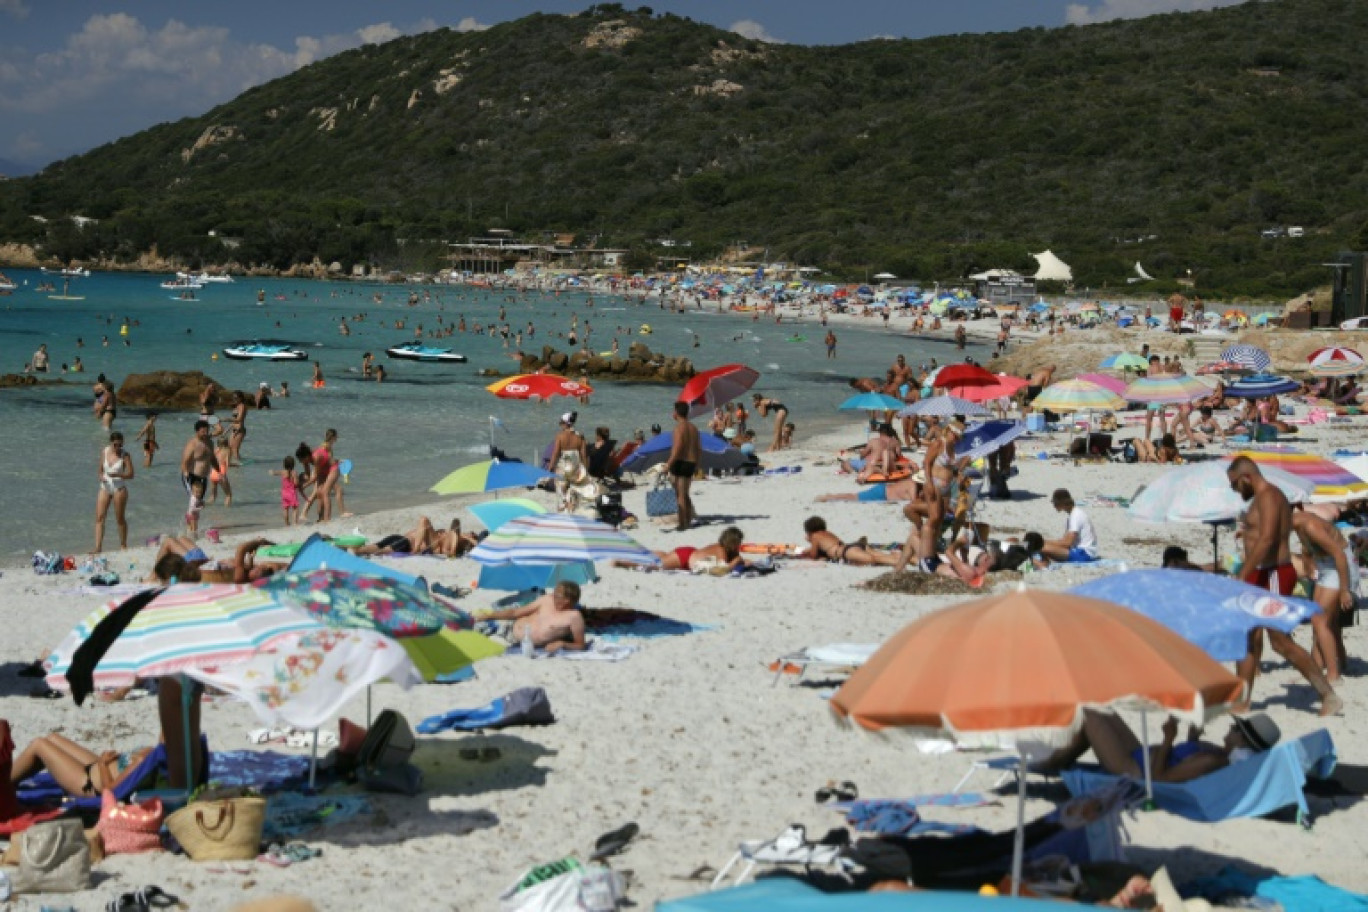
[148,536,282,583]
[622,526,746,572]
[476,581,586,654]
[1034,709,1279,783]
[1134,433,1181,464]
[801,516,900,567]
[352,517,477,557]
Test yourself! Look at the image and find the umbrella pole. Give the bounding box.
[367,684,373,727]
[180,673,194,801]
[1211,524,1220,568]
[1140,710,1154,807]
[1011,752,1026,897]
[309,729,319,789]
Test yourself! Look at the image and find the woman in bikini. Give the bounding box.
[895,422,963,571]
[227,391,248,465]
[751,393,789,453]
[93,378,117,430]
[801,516,899,567]
[94,431,133,552]
[626,526,747,572]
[304,430,340,522]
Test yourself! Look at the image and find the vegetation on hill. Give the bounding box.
[1,0,1366,296]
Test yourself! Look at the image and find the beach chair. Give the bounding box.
[710,825,848,889]
[770,643,878,686]
[1061,729,1335,827]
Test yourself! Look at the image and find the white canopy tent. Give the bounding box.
[1031,250,1073,282]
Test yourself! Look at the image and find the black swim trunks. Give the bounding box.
[1025,385,1042,403]
[182,472,207,494]
[669,459,696,479]
[376,534,413,554]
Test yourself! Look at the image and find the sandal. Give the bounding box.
[814,780,858,804]
[458,746,502,762]
[590,821,640,861]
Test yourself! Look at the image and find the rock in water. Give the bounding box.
[117,371,251,410]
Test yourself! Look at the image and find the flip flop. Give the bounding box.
[589,821,640,861]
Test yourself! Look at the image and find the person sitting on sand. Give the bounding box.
[353,517,478,557]
[1134,432,1181,464]
[839,423,899,481]
[148,537,282,584]
[1038,489,1099,563]
[1033,709,1279,784]
[801,516,900,567]
[476,582,586,654]
[920,536,999,587]
[1189,407,1225,446]
[623,526,746,573]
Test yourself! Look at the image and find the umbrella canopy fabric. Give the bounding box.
[46,584,322,695]
[659,879,1059,911]
[1099,353,1149,371]
[1070,570,1320,662]
[1029,380,1125,413]
[1337,453,1368,486]
[1310,360,1364,378]
[838,392,904,411]
[1230,448,1368,502]
[933,364,998,388]
[431,459,553,495]
[1308,346,1363,366]
[1196,360,1249,376]
[1128,460,1314,524]
[1224,374,1300,398]
[896,396,987,418]
[400,628,506,681]
[1076,373,1127,396]
[948,374,1028,402]
[1220,345,1272,373]
[477,560,599,594]
[677,363,760,418]
[957,421,1027,462]
[469,513,659,567]
[829,589,1243,748]
[468,497,547,532]
[1122,374,1210,404]
[486,374,593,400]
[254,569,472,639]
[620,431,742,473]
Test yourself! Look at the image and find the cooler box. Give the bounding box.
[1026,413,1047,432]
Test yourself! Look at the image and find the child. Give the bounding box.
[135,413,159,467]
[186,477,206,537]
[780,421,795,449]
[270,455,300,526]
[208,438,233,507]
[277,381,290,398]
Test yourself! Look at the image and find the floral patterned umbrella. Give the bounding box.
[254,569,473,639]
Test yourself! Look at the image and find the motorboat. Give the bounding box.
[385,342,467,363]
[42,266,90,277]
[180,270,233,284]
[222,341,309,361]
[162,276,203,291]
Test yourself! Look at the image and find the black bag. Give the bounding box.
[596,492,624,527]
[357,709,416,771]
[1121,440,1139,464]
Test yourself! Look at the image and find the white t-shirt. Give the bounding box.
[1066,506,1098,557]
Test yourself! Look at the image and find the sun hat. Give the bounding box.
[1232,713,1281,752]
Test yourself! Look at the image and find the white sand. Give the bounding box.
[4,366,1368,909]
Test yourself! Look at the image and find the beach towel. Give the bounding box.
[1184,865,1368,912]
[839,801,982,837]
[262,793,371,843]
[582,608,717,639]
[502,641,639,662]
[1062,729,1335,823]
[417,687,555,735]
[206,750,313,793]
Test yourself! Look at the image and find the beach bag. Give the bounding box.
[31,551,64,575]
[165,795,266,862]
[9,819,91,894]
[96,788,164,855]
[357,709,416,771]
[500,857,624,912]
[1121,440,1139,464]
[645,480,678,517]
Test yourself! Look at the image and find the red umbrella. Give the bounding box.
[486,374,592,400]
[677,363,760,418]
[933,363,998,388]
[948,374,1028,402]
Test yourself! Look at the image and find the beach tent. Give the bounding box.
[1031,250,1072,283]
[1134,262,1154,281]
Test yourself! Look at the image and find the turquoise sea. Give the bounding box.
[0,269,978,558]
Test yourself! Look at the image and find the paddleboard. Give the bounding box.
[48,295,85,301]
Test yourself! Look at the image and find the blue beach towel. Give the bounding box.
[417,686,555,734]
[262,792,372,843]
[18,737,210,810]
[1184,865,1368,912]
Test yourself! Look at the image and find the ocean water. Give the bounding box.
[0,269,979,558]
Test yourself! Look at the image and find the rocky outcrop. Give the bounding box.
[0,243,43,269]
[117,371,252,411]
[0,373,68,389]
[181,125,242,164]
[518,342,694,383]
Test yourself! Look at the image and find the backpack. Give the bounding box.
[32,551,64,575]
[1121,440,1139,464]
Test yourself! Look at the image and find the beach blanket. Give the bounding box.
[1184,865,1368,912]
[502,641,639,662]
[208,749,313,793]
[262,792,372,843]
[582,608,717,639]
[838,798,989,837]
[416,687,555,735]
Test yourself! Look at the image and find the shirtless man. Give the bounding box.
[478,582,587,654]
[548,411,587,470]
[180,419,219,533]
[1025,364,1055,404]
[668,401,701,531]
[1228,457,1342,715]
[1291,506,1358,683]
[148,537,281,584]
[801,516,899,567]
[839,423,898,481]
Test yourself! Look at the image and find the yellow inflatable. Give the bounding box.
[638,324,653,335]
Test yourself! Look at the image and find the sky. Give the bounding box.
[0,0,1252,170]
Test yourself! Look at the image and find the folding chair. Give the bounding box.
[711,826,847,889]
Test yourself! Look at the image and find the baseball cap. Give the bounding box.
[561,411,576,425]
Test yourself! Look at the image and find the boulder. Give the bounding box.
[586,355,608,374]
[609,357,627,375]
[519,353,544,373]
[628,341,654,361]
[548,351,569,372]
[568,350,590,371]
[624,358,651,378]
[478,367,503,378]
[117,371,250,410]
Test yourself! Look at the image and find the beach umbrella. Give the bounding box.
[1099,353,1148,372]
[829,589,1243,896]
[1029,379,1125,413]
[1121,374,1210,404]
[1220,345,1272,373]
[1230,448,1368,502]
[1310,360,1364,378]
[430,459,553,495]
[470,513,659,568]
[947,374,1028,403]
[1071,570,1320,662]
[932,363,997,388]
[620,430,743,473]
[896,396,987,419]
[659,879,1060,910]
[253,569,473,639]
[1076,373,1128,396]
[1196,360,1249,376]
[1307,346,1363,367]
[1222,310,1249,325]
[677,363,760,418]
[838,392,904,412]
[956,420,1027,461]
[486,373,593,400]
[477,560,599,595]
[468,497,547,532]
[1224,373,1300,398]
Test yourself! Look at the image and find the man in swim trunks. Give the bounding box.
[1024,364,1055,404]
[668,401,701,531]
[1228,456,1341,715]
[180,419,218,533]
[477,582,587,654]
[801,516,900,567]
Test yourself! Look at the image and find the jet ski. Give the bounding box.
[385,342,467,363]
[223,341,310,361]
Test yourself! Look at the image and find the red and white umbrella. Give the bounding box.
[1308,347,1363,367]
[677,363,759,418]
[486,373,592,400]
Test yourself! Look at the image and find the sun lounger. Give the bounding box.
[953,754,1056,794]
[18,736,210,812]
[711,825,848,889]
[771,643,878,686]
[1061,729,1335,826]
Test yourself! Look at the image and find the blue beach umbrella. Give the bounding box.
[477,560,598,594]
[620,431,742,473]
[468,497,546,532]
[1220,345,1272,373]
[659,879,1058,911]
[430,459,554,495]
[1224,373,1301,399]
[1070,570,1320,662]
[839,392,904,412]
[957,420,1027,462]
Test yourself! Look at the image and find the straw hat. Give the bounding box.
[1232,713,1281,751]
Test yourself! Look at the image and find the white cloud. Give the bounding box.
[0,0,28,19]
[455,17,490,33]
[729,19,783,44]
[1065,0,1251,25]
[356,22,403,45]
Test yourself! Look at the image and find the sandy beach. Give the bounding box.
[3,361,1368,910]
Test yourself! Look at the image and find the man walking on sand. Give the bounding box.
[668,401,701,532]
[1228,457,1342,716]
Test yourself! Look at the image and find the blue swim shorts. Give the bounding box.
[858,483,888,503]
[1065,548,1098,563]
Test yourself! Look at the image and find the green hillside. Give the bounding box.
[2,0,1366,295]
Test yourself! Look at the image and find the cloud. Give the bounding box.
[1065,0,1251,25]
[455,17,490,33]
[0,0,28,20]
[356,22,403,45]
[729,19,783,43]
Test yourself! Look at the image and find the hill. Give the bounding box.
[1,0,1367,295]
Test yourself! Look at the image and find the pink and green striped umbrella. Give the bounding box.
[1030,379,1125,413]
[1122,374,1210,404]
[1230,448,1368,503]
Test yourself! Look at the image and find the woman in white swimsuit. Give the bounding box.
[95,431,133,552]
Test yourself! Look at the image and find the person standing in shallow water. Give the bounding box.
[94,431,133,552]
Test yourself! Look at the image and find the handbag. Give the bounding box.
[645,480,678,517]
[357,710,416,771]
[165,795,266,862]
[9,819,91,894]
[96,787,164,855]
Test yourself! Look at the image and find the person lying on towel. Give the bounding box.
[477,581,587,654]
[617,526,746,573]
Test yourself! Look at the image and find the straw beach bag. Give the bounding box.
[166,794,266,861]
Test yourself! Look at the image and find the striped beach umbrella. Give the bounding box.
[1230,448,1368,503]
[1310,360,1365,378]
[1030,379,1125,413]
[1077,373,1128,396]
[1220,345,1272,373]
[1224,373,1300,398]
[838,392,904,412]
[1122,374,1210,404]
[1308,346,1363,367]
[470,513,659,567]
[431,459,553,495]
[468,497,547,532]
[896,395,987,418]
[1129,460,1314,524]
[957,420,1027,461]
